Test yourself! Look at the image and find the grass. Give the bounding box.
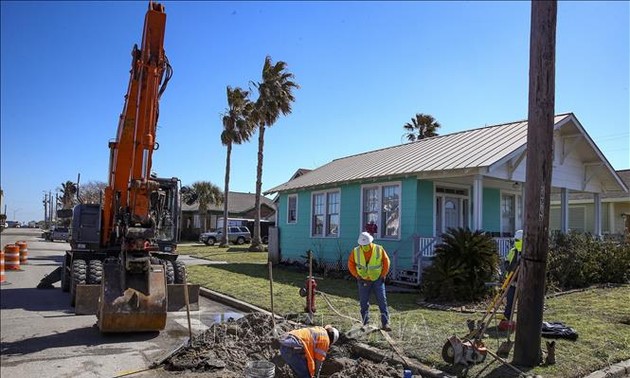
[178,244,630,378]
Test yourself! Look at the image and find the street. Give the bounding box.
[0,228,243,378]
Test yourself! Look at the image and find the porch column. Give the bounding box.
[594,192,602,237]
[472,175,483,230]
[608,202,616,234]
[560,187,569,233]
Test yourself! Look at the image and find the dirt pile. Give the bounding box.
[164,313,407,377]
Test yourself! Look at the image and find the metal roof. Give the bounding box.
[265,114,575,194]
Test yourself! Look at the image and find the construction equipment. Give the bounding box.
[441,265,520,366]
[58,1,199,332]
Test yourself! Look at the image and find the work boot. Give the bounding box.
[381,324,392,332]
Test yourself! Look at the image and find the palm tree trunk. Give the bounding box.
[249,125,265,251]
[221,143,233,247]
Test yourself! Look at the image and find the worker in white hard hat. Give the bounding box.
[348,231,392,331]
[499,229,523,328]
[276,324,340,378]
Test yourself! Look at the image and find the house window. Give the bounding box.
[501,193,523,236]
[287,195,297,224]
[311,190,340,237]
[362,183,400,239]
[326,192,340,236]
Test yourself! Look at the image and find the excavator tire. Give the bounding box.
[88,260,103,284]
[165,260,175,284]
[70,259,87,306]
[173,260,186,284]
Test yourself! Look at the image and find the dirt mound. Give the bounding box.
[164,313,406,377]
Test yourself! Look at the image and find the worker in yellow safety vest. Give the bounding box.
[500,229,523,324]
[276,325,340,378]
[348,231,392,331]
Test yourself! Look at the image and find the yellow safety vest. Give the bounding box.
[506,239,522,264]
[353,245,384,281]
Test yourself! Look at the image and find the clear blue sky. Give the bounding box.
[1,1,628,224]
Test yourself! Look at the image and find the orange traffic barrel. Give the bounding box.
[4,244,20,271]
[0,247,5,283]
[15,241,28,265]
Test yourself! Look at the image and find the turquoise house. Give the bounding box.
[265,114,627,285]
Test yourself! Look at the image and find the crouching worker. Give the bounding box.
[275,325,340,378]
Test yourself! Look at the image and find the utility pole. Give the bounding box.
[513,0,557,367]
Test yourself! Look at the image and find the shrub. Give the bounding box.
[547,231,630,291]
[421,228,500,302]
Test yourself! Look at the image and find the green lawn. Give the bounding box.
[179,244,630,378]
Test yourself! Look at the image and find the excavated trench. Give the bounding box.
[164,313,409,377]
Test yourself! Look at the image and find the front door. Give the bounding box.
[436,196,462,236]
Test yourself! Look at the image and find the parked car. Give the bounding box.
[199,226,251,246]
[49,227,70,242]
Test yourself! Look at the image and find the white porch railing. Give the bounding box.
[415,236,513,259]
[390,236,514,286]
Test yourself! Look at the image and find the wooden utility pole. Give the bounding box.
[513,0,557,367]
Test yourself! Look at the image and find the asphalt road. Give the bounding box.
[0,228,243,378]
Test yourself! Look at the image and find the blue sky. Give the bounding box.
[1,1,628,223]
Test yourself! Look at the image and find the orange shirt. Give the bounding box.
[347,243,390,280]
[289,326,330,377]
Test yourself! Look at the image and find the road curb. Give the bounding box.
[583,359,630,378]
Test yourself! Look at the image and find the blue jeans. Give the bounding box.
[357,277,389,326]
[280,345,310,378]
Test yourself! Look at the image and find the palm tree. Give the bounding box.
[59,181,77,209]
[402,113,441,142]
[181,181,224,232]
[220,86,254,247]
[248,56,299,251]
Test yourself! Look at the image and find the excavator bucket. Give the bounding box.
[75,283,200,314]
[98,261,167,333]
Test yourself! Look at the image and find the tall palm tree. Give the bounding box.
[248,56,299,251]
[181,181,224,232]
[59,181,77,209]
[219,86,254,247]
[402,113,441,142]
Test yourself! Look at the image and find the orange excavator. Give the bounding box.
[57,1,198,332]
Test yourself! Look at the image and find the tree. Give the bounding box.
[78,181,107,204]
[220,86,254,247]
[248,56,299,251]
[181,181,224,232]
[58,181,77,209]
[402,113,441,142]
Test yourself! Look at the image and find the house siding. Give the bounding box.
[483,188,501,234]
[277,178,424,270]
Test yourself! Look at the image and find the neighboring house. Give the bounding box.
[550,169,630,235]
[265,113,628,285]
[180,191,276,241]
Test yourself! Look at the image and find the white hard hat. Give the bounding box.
[514,230,523,241]
[357,232,374,246]
[325,325,339,344]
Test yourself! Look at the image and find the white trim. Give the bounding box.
[360,180,402,241]
[310,188,341,239]
[434,183,470,236]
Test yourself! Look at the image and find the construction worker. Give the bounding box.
[499,229,523,328]
[276,325,340,378]
[348,231,392,331]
